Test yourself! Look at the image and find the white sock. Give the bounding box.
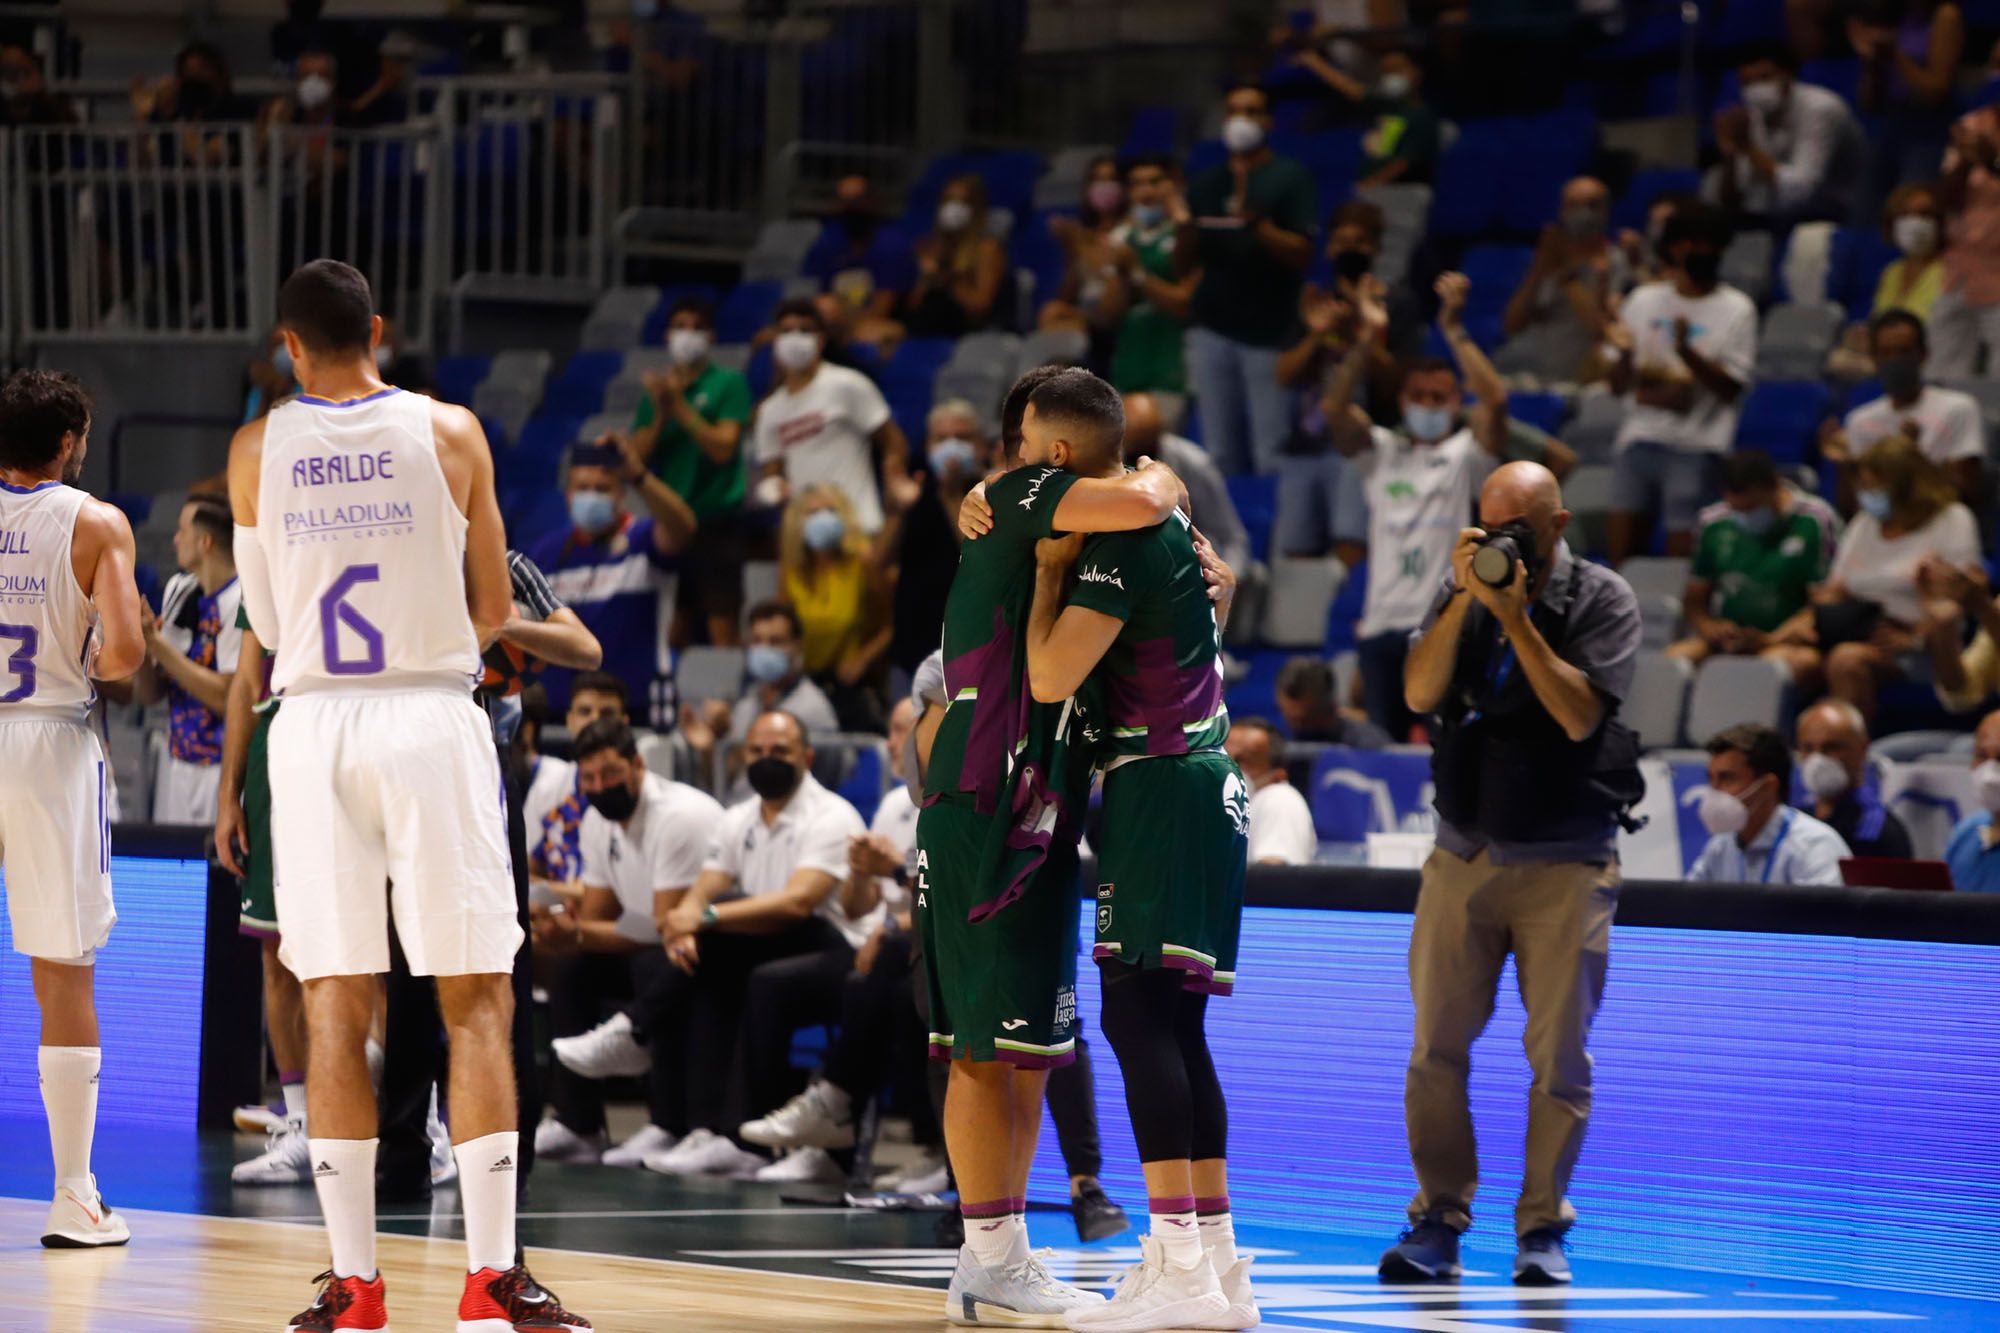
[1000,1213,1031,1267]
[1149,1196,1203,1270]
[453,1130,518,1273]
[960,1201,1023,1268]
[281,1080,308,1124]
[309,1138,378,1279]
[1198,1211,1239,1275]
[39,1046,101,1195]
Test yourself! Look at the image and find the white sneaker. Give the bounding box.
[754,1146,844,1184]
[739,1081,856,1150]
[642,1127,767,1178]
[1065,1236,1227,1333]
[232,1102,282,1135]
[552,1012,652,1079]
[947,1247,1105,1327]
[875,1150,950,1194]
[533,1117,608,1164]
[1193,1257,1258,1330]
[601,1123,676,1168]
[41,1179,131,1249]
[231,1118,313,1185]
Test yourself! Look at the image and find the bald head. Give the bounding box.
[1796,699,1869,790]
[1479,461,1562,529]
[1562,176,1608,210]
[1976,710,2000,765]
[1122,392,1164,457]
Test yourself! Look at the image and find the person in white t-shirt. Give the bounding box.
[1223,718,1318,865]
[519,672,632,908]
[1701,44,1862,228]
[532,717,722,1167]
[752,298,911,533]
[1824,310,1986,509]
[1605,202,1759,565]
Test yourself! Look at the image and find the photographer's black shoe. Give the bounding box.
[1070,1178,1130,1243]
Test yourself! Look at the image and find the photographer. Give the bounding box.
[1383,461,1642,1290]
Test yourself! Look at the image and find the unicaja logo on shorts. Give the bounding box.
[1222,771,1250,837]
[1078,566,1124,590]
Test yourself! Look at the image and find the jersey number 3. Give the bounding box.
[0,623,36,701]
[320,564,385,676]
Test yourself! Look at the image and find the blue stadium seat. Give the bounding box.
[836,744,885,824]
[1496,111,1597,235]
[1325,556,1368,654]
[1846,379,1883,412]
[506,486,570,551]
[717,281,784,344]
[1225,473,1277,564]
[434,354,493,408]
[1612,168,1702,232]
[1307,746,1433,844]
[1710,0,1786,48]
[1735,381,1832,467]
[746,342,775,399]
[542,350,625,418]
[1798,57,1862,106]
[1459,245,1534,315]
[515,414,587,463]
[877,337,956,394]
[1507,390,1570,436]
[1223,647,1290,727]
[1120,106,1177,158]
[1829,226,1898,320]
[641,283,720,344]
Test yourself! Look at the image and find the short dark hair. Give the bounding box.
[277,259,376,356]
[1026,367,1125,472]
[999,363,1072,461]
[1276,656,1335,709]
[1235,715,1286,767]
[1660,200,1731,254]
[772,297,822,330]
[667,294,716,328]
[184,495,234,550]
[573,717,640,764]
[1399,356,1458,391]
[0,370,91,472]
[1223,79,1271,109]
[568,670,629,708]
[1739,38,1799,75]
[746,597,803,640]
[1869,308,1927,349]
[1721,449,1778,495]
[176,41,229,80]
[1706,722,1792,793]
[1328,199,1385,245]
[1122,152,1176,178]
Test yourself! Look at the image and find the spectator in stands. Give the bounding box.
[883,400,991,687]
[1290,45,1443,187]
[1822,311,1986,509]
[1037,154,1129,342]
[780,485,890,731]
[1605,202,1758,563]
[1931,93,2000,379]
[1274,657,1390,747]
[631,295,753,647]
[1943,707,2000,890]
[1872,183,1949,323]
[1123,391,1251,575]
[901,174,1008,337]
[0,46,72,126]
[1179,81,1318,475]
[1703,42,1863,227]
[1224,717,1319,865]
[1810,435,1980,719]
[1922,555,2000,711]
[752,298,909,534]
[125,496,242,825]
[1494,176,1625,386]
[531,719,724,1167]
[1793,698,1915,860]
[1327,273,1574,740]
[133,41,255,125]
[803,175,913,339]
[526,436,695,723]
[520,673,632,906]
[1104,155,1196,405]
[242,326,300,421]
[1690,723,1851,885]
[1615,188,1699,291]
[680,600,841,785]
[257,47,350,135]
[1668,450,1832,687]
[1851,1,1965,211]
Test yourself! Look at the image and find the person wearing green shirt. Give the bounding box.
[1291,44,1444,187]
[630,294,753,644]
[1107,154,1198,402]
[1179,82,1319,475]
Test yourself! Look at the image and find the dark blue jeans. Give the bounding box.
[1358,630,1417,743]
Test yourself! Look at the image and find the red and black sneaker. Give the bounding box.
[457,1264,592,1332]
[286,1269,388,1332]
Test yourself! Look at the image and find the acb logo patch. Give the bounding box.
[1095,883,1113,934]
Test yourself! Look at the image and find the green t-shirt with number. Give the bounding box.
[1109,221,1186,395]
[1691,508,1828,633]
[630,361,752,520]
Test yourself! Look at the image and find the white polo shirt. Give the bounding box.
[1688,804,1851,887]
[579,771,725,944]
[869,783,921,910]
[702,772,873,946]
[1247,778,1318,866]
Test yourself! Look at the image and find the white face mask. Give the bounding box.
[1741,79,1784,113]
[1221,114,1265,155]
[1798,752,1852,801]
[297,73,334,110]
[667,327,711,367]
[773,329,820,373]
[936,199,973,233]
[1698,786,1751,837]
[1975,759,2000,812]
[1892,215,1938,256]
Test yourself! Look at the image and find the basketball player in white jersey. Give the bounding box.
[0,369,146,1248]
[227,261,589,1333]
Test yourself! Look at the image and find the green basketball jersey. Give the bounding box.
[1066,508,1228,766]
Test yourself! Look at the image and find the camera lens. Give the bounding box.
[1472,537,1518,588]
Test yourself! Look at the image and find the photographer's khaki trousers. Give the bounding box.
[1403,845,1620,1238]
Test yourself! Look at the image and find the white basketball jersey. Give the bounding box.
[0,480,95,722]
[258,388,479,695]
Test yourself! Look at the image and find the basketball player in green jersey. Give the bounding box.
[921,366,1184,1327]
[1022,375,1256,1333]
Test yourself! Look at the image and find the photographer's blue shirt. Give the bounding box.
[1944,812,2000,893]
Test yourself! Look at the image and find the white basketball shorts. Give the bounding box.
[268,688,521,981]
[0,720,114,963]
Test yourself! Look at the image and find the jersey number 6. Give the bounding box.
[319,564,385,676]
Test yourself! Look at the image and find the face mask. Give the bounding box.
[569,490,618,536]
[1698,785,1752,837]
[297,73,333,109]
[1562,206,1605,241]
[1085,180,1124,215]
[374,344,393,370]
[1857,488,1893,522]
[745,756,803,801]
[803,508,847,552]
[1221,114,1264,154]
[1403,403,1455,442]
[1876,355,1923,400]
[272,343,294,378]
[668,327,711,367]
[936,199,974,233]
[1736,504,1776,537]
[746,643,793,684]
[1892,215,1938,256]
[1680,249,1721,286]
[930,437,978,479]
[1799,752,1852,801]
[586,780,640,823]
[1377,72,1412,100]
[1741,79,1784,113]
[1131,201,1166,228]
[1332,248,1374,285]
[1975,759,2000,812]
[773,329,820,373]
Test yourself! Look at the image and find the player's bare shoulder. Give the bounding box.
[227,414,269,521]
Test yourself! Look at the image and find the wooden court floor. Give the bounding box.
[0,1197,945,1333]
